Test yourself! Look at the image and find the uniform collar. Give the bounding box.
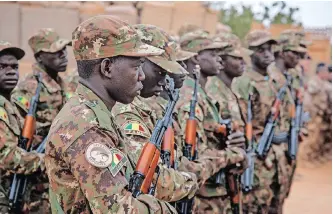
[132,96,153,113]
[76,83,111,116]
[246,67,269,82]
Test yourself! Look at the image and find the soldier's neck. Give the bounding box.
[251,61,268,76]
[275,58,287,74]
[1,91,11,101]
[39,63,59,81]
[218,70,233,89]
[199,72,208,89]
[79,79,116,111]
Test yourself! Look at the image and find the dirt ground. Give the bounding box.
[284,161,332,214]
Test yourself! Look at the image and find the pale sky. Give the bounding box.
[221,1,332,28]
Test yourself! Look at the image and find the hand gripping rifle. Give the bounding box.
[215,119,242,214]
[241,94,255,193]
[256,83,288,159]
[174,65,200,214]
[128,76,179,198]
[9,73,43,212]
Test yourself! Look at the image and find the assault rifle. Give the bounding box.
[128,76,179,197]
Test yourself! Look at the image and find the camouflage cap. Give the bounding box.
[280,29,311,48]
[180,30,228,53]
[214,33,253,57]
[178,24,202,37]
[0,41,25,60]
[278,33,307,53]
[175,44,197,62]
[28,28,71,54]
[134,24,187,75]
[72,15,164,61]
[245,30,277,48]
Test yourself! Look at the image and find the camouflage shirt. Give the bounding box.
[176,77,246,198]
[112,96,199,202]
[205,76,246,130]
[0,95,43,209]
[45,83,177,214]
[11,63,71,145]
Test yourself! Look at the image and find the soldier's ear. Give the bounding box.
[100,58,112,79]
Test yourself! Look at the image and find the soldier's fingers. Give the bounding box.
[228,131,244,139]
[227,137,246,144]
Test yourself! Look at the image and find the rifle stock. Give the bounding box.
[162,124,175,168]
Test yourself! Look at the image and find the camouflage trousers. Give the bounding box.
[243,144,294,214]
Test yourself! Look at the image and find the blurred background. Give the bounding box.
[0,1,331,76]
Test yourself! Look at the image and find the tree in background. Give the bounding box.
[212,1,302,40]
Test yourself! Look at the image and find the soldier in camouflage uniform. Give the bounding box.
[112,24,206,203]
[0,41,45,213]
[233,30,306,214]
[10,28,72,214]
[232,30,278,214]
[45,15,179,213]
[178,30,248,214]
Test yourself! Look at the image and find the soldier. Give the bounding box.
[178,30,248,213]
[45,15,178,213]
[112,24,200,203]
[10,28,71,213]
[232,30,278,213]
[0,41,44,213]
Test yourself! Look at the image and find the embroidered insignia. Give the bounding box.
[17,96,30,109]
[0,108,9,124]
[85,143,112,168]
[122,121,150,138]
[108,148,128,177]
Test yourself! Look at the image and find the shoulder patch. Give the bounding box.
[0,107,9,124]
[121,120,150,138]
[65,92,74,99]
[16,96,30,109]
[85,143,113,168]
[180,104,204,122]
[108,148,128,177]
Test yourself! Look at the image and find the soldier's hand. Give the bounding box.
[226,131,246,149]
[228,147,248,174]
[36,152,45,172]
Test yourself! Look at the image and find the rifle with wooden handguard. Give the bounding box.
[255,83,288,159]
[241,93,255,193]
[9,73,43,212]
[175,65,200,214]
[128,76,179,198]
[214,119,242,214]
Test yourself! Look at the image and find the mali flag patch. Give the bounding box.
[17,96,30,109]
[109,148,128,177]
[122,121,150,138]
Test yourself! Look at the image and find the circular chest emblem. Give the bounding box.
[85,143,112,168]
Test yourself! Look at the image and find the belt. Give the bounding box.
[272,132,289,144]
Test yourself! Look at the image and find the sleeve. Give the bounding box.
[11,78,37,114]
[0,120,43,174]
[65,127,176,214]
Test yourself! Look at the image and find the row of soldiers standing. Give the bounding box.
[0,14,329,214]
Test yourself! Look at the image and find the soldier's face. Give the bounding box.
[0,54,19,93]
[141,60,167,98]
[37,47,68,72]
[169,72,186,89]
[107,56,145,104]
[251,43,274,69]
[197,49,221,76]
[282,50,301,69]
[223,55,245,77]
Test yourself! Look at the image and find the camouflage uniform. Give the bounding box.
[233,31,305,214]
[179,31,247,214]
[112,24,200,202]
[45,15,181,213]
[66,68,79,100]
[9,29,71,214]
[0,41,45,213]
